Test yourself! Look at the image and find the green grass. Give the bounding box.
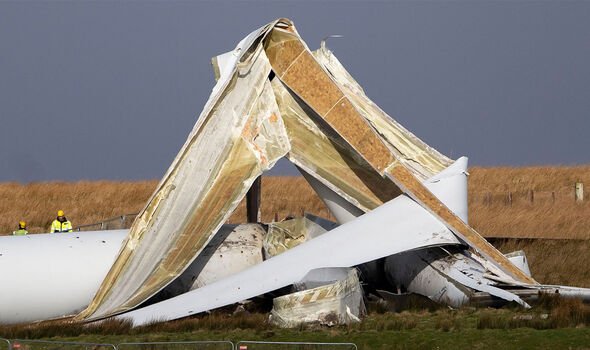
[45,328,590,350]
[3,306,590,350]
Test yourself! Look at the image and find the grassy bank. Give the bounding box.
[2,300,590,349]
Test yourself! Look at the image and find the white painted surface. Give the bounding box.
[385,247,530,308]
[0,230,127,324]
[384,250,470,308]
[120,192,460,325]
[305,157,469,225]
[505,250,532,278]
[300,168,364,224]
[424,156,469,224]
[190,224,266,289]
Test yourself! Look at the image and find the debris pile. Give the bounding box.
[1,18,590,327]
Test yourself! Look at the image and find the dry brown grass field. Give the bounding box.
[1,166,589,286]
[468,166,590,239]
[2,166,588,238]
[0,181,156,234]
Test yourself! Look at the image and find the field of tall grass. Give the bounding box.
[0,181,155,234]
[468,166,590,239]
[2,166,588,238]
[1,166,589,287]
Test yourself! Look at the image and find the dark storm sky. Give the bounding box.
[1,1,589,182]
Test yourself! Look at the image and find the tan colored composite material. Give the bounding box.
[78,18,535,321]
[266,20,536,285]
[78,40,291,320]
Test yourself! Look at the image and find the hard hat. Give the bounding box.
[19,221,26,229]
[57,210,64,217]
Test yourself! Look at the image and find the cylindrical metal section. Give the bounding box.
[0,230,127,324]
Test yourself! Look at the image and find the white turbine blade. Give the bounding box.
[120,193,460,326]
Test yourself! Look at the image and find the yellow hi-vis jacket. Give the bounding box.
[51,219,73,233]
[12,229,28,236]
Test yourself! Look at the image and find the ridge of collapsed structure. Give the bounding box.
[1,18,590,327]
